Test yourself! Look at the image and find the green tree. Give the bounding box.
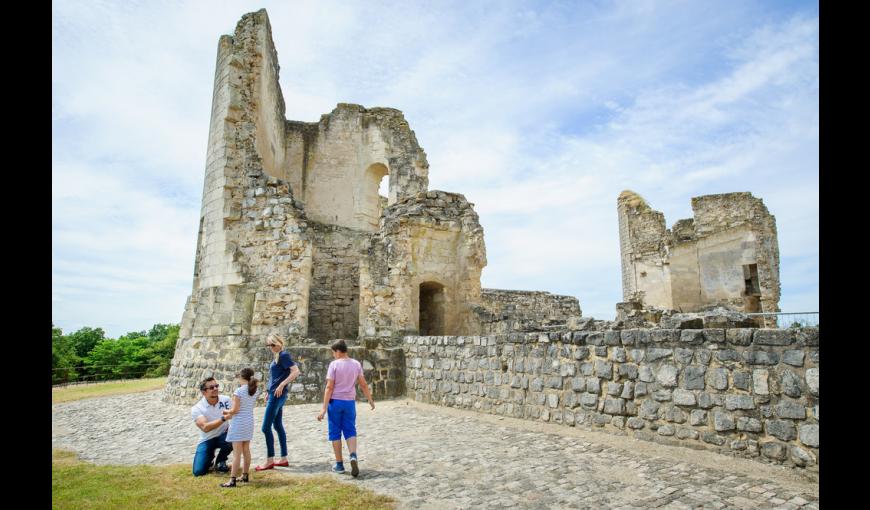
[52,325,80,384]
[85,334,151,380]
[142,323,180,377]
[67,327,106,358]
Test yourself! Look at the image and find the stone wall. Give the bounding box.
[165,345,405,405]
[403,327,819,470]
[476,289,583,334]
[307,223,366,342]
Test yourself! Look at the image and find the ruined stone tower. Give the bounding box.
[617,190,781,314]
[163,9,582,404]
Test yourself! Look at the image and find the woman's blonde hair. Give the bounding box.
[267,333,285,362]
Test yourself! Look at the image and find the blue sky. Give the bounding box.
[52,0,819,338]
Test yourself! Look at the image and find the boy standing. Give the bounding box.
[316,339,375,477]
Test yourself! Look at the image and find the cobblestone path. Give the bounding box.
[52,391,819,509]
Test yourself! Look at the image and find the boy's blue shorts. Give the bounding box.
[327,399,357,441]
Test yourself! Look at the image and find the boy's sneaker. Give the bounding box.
[349,453,359,477]
[332,462,345,473]
[214,461,230,473]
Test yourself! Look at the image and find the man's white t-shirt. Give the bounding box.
[190,395,232,443]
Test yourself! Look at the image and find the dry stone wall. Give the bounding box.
[404,327,819,470]
[476,289,583,334]
[307,223,367,342]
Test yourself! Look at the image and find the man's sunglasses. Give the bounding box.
[204,384,220,390]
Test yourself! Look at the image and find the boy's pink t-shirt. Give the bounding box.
[326,357,363,400]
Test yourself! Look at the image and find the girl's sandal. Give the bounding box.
[239,473,249,483]
[220,477,237,488]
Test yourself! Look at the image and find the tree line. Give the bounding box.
[51,323,179,385]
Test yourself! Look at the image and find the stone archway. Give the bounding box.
[419,281,445,336]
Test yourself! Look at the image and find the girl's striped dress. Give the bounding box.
[226,384,258,442]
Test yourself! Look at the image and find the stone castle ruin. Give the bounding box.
[164,10,817,470]
[617,191,780,317]
[163,10,580,405]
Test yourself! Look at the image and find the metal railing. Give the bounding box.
[746,312,819,329]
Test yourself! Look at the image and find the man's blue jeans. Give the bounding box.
[262,392,288,458]
[192,430,233,476]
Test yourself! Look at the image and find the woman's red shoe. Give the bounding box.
[254,463,275,471]
[273,460,289,467]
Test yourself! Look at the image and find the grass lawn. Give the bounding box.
[52,377,169,404]
[52,449,396,510]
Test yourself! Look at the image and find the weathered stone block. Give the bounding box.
[706,367,729,390]
[697,392,714,409]
[724,394,755,410]
[674,348,694,365]
[672,389,696,406]
[639,399,660,419]
[715,349,740,362]
[780,370,802,398]
[573,347,590,360]
[618,363,638,380]
[585,377,600,394]
[606,382,622,396]
[736,416,762,432]
[676,427,699,440]
[571,377,585,392]
[580,393,598,409]
[761,441,787,460]
[774,401,806,419]
[766,420,797,441]
[753,329,795,346]
[657,424,675,436]
[782,350,805,367]
[701,432,726,446]
[650,330,680,343]
[663,404,686,423]
[790,446,816,467]
[695,349,712,365]
[732,371,751,391]
[627,417,646,429]
[680,330,704,345]
[604,331,621,346]
[603,397,626,415]
[646,348,673,362]
[681,365,706,390]
[613,347,627,363]
[725,329,753,346]
[594,360,613,379]
[656,364,679,387]
[638,365,655,383]
[689,409,707,426]
[799,424,819,448]
[752,369,769,395]
[713,410,735,431]
[795,327,819,347]
[805,368,818,396]
[620,381,634,399]
[743,350,780,365]
[652,389,672,402]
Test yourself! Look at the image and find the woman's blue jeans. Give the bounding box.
[261,391,288,458]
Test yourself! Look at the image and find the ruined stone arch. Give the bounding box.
[355,162,390,231]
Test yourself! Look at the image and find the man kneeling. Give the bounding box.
[191,377,233,476]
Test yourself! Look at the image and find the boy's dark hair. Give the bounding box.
[330,339,348,353]
[199,376,216,391]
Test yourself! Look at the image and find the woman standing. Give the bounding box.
[255,334,300,471]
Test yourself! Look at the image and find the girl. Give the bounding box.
[255,334,300,471]
[220,368,259,487]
